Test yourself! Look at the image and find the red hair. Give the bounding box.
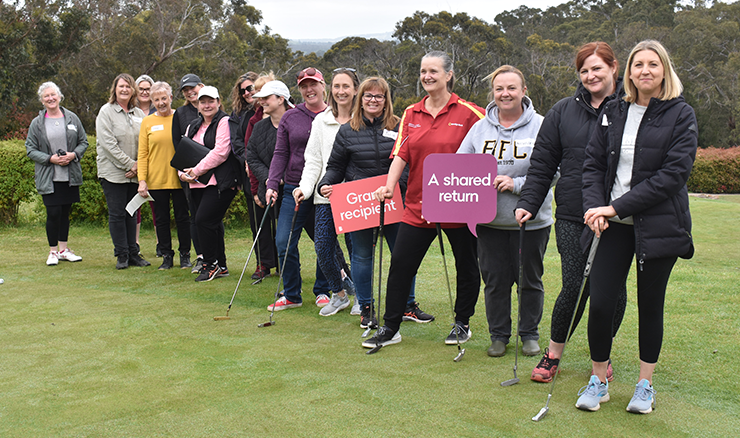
[575,42,618,83]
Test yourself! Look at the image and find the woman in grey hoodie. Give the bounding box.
[457,65,553,358]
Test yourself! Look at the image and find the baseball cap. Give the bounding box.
[296,67,324,85]
[197,86,220,100]
[253,81,295,108]
[180,74,202,90]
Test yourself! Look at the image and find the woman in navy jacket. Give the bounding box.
[576,40,697,414]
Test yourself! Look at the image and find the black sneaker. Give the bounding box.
[402,302,435,323]
[129,253,151,267]
[180,252,192,269]
[195,263,222,282]
[158,254,174,270]
[116,254,129,270]
[361,326,401,348]
[216,266,229,278]
[360,303,378,329]
[251,263,270,280]
[445,321,471,345]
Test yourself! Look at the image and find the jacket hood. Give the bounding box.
[575,77,624,107]
[485,95,537,130]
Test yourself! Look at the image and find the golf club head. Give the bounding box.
[361,327,372,338]
[532,406,549,421]
[213,316,230,321]
[453,348,466,362]
[257,321,275,327]
[366,345,383,355]
[251,278,263,285]
[500,377,520,387]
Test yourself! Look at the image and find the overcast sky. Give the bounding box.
[249,0,563,41]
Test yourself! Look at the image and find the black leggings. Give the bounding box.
[46,204,72,247]
[549,219,627,343]
[588,222,677,364]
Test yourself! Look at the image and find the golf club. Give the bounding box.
[366,200,385,354]
[258,202,300,328]
[502,222,526,386]
[532,234,601,421]
[214,202,272,321]
[436,223,465,362]
[361,224,380,338]
[252,209,278,285]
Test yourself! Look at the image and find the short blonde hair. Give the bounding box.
[624,40,682,103]
[485,65,526,101]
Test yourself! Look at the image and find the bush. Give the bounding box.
[0,140,37,224]
[69,137,109,224]
[688,146,740,194]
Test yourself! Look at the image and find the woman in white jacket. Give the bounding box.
[293,68,358,316]
[457,65,553,358]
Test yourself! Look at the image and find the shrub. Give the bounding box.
[0,140,37,224]
[688,147,740,194]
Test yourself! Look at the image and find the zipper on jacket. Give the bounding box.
[639,257,645,272]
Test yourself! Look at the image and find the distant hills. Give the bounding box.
[288,32,394,56]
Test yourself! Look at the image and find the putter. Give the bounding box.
[259,202,300,328]
[532,234,601,421]
[361,224,380,338]
[436,223,465,362]
[502,223,526,386]
[366,200,385,354]
[214,202,272,321]
[252,210,278,285]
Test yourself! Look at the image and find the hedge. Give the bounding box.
[687,147,740,194]
[1,136,251,226]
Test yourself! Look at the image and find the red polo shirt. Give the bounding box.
[392,93,485,228]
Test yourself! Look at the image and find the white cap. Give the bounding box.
[253,81,294,107]
[197,85,219,100]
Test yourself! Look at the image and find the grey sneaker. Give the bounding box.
[350,299,361,316]
[626,379,656,414]
[575,375,610,411]
[191,257,203,274]
[319,293,350,316]
[445,321,471,345]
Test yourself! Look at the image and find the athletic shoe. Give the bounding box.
[343,276,356,296]
[402,302,435,323]
[359,304,378,329]
[531,348,560,383]
[57,248,82,262]
[315,294,330,308]
[626,379,656,414]
[216,266,229,278]
[575,375,610,411]
[195,263,221,282]
[319,293,350,316]
[158,254,174,270]
[445,321,471,345]
[267,296,302,311]
[46,251,59,266]
[251,263,270,280]
[362,326,401,348]
[592,358,615,382]
[129,254,151,267]
[116,255,128,270]
[180,252,192,269]
[191,257,204,274]
[350,300,361,316]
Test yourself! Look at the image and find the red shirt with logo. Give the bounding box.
[392,93,485,228]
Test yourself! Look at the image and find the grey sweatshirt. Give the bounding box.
[457,96,554,231]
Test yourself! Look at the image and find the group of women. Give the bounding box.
[25,38,696,415]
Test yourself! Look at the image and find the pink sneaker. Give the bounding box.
[315,294,330,308]
[592,358,615,382]
[267,296,302,311]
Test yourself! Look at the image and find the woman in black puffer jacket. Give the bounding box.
[515,42,628,383]
[577,40,697,414]
[318,77,425,329]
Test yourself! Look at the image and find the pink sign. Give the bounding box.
[422,153,498,236]
[329,175,403,234]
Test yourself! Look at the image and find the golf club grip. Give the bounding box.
[583,235,600,278]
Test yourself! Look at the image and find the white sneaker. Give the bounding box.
[57,248,82,262]
[319,293,350,316]
[46,251,59,266]
[350,300,361,316]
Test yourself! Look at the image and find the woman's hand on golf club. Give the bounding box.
[515,208,532,226]
[293,188,305,204]
[320,185,332,198]
[374,185,393,202]
[265,188,278,206]
[584,205,616,237]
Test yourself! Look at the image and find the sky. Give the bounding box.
[248,0,564,41]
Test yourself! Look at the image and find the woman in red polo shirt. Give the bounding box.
[365,51,485,349]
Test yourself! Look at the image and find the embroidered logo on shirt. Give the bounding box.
[408,123,421,128]
[448,122,464,127]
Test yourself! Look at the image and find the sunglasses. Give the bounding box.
[296,67,322,80]
[240,84,255,94]
[333,67,356,73]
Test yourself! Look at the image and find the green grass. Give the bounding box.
[1,196,738,437]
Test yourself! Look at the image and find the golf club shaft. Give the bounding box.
[265,202,300,324]
[436,224,462,355]
[376,200,385,329]
[513,223,526,378]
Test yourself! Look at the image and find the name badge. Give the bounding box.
[151,124,164,132]
[67,124,77,132]
[383,129,398,140]
[132,116,143,124]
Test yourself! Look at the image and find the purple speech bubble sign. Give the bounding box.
[421,153,498,236]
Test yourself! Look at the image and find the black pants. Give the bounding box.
[149,189,191,256]
[191,186,237,267]
[45,204,72,247]
[588,222,677,364]
[100,179,138,257]
[253,194,279,270]
[383,223,480,332]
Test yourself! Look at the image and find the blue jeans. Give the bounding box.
[350,223,415,307]
[275,184,330,303]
